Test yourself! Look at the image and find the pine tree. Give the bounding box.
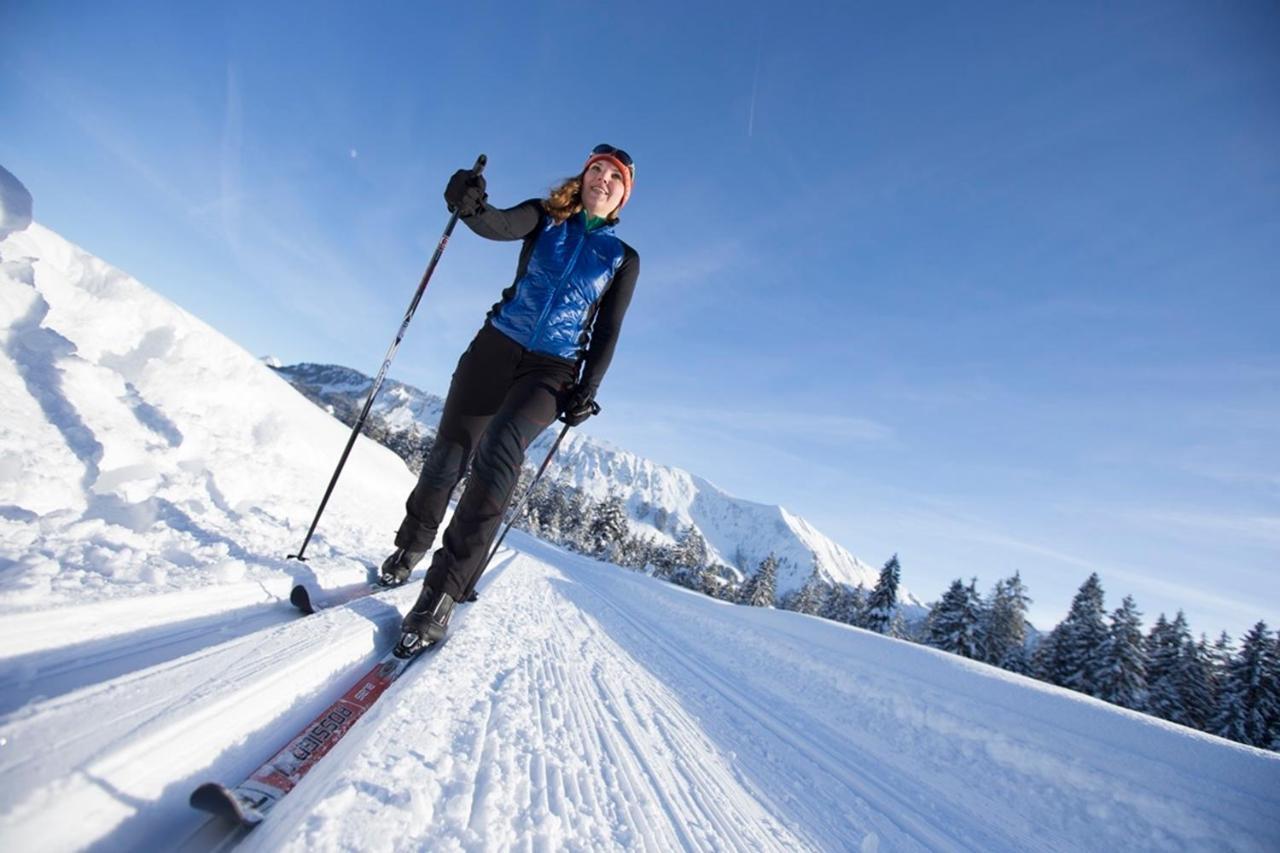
[534,477,570,544]
[1147,611,1192,724]
[740,553,778,608]
[819,583,847,621]
[790,564,828,616]
[863,554,901,634]
[823,584,865,626]
[562,490,597,553]
[625,534,658,572]
[701,564,729,599]
[1211,621,1279,748]
[674,526,710,570]
[648,541,678,580]
[927,579,982,658]
[981,572,1031,670]
[1032,625,1066,685]
[1178,636,1214,730]
[1097,595,1147,711]
[1207,632,1234,712]
[1057,573,1109,697]
[589,492,630,558]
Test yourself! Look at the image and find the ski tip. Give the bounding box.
[289,584,315,614]
[190,782,264,826]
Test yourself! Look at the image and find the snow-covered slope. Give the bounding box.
[275,362,897,599]
[0,175,415,620]
[3,532,1278,851]
[2,171,1277,851]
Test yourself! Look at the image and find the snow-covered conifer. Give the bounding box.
[648,541,678,580]
[701,564,729,599]
[1146,611,1192,724]
[1059,573,1109,697]
[740,553,778,608]
[1211,621,1279,748]
[928,579,983,659]
[1032,625,1066,685]
[823,584,865,626]
[1097,595,1147,711]
[589,492,630,558]
[674,526,710,571]
[1203,631,1235,722]
[863,554,901,634]
[1176,633,1215,730]
[981,572,1031,670]
[791,564,828,616]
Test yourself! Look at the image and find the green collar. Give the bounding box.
[584,211,608,231]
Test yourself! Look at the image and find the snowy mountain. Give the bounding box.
[3,168,1278,851]
[273,361,904,601]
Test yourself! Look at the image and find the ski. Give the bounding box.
[290,576,412,614]
[190,640,441,827]
[290,581,378,614]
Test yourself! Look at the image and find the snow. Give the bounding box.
[2,185,1278,851]
[0,202,416,615]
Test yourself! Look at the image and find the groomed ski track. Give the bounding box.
[2,534,1278,852]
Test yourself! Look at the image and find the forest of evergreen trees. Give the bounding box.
[317,401,1279,756]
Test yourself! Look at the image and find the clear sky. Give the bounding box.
[5,1,1278,640]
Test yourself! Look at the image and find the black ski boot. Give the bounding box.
[394,585,455,658]
[379,548,426,587]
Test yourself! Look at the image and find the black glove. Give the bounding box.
[444,168,487,217]
[560,386,600,427]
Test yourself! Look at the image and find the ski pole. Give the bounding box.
[289,153,487,561]
[466,404,597,597]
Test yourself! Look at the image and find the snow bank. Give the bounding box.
[0,208,415,616]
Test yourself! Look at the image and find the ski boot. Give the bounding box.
[379,548,426,587]
[394,585,455,658]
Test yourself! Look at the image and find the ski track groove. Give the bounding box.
[0,582,422,849]
[0,609,306,786]
[570,558,1277,851]
[572,573,1004,852]
[463,677,501,838]
[508,566,799,853]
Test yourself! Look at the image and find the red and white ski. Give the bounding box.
[190,642,438,826]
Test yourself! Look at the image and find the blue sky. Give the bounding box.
[5,1,1278,639]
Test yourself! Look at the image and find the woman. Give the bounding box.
[386,144,640,656]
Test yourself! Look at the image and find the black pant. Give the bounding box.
[395,323,576,601]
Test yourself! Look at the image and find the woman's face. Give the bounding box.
[582,159,628,218]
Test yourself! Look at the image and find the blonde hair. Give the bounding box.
[543,174,621,225]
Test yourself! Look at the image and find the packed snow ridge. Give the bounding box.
[2,166,1278,851]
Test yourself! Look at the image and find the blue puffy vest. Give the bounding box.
[490,212,625,360]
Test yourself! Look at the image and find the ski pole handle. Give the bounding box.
[446,154,488,215]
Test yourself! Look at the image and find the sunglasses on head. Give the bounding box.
[591,143,635,175]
